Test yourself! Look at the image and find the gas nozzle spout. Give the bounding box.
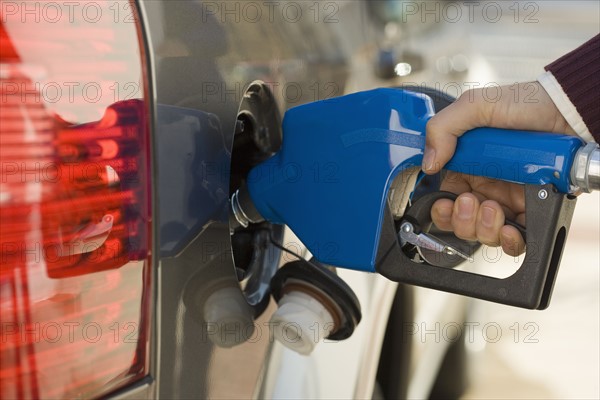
[571,142,600,193]
[229,184,265,231]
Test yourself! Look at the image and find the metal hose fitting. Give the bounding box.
[571,142,600,193]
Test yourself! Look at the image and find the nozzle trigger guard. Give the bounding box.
[377,184,577,309]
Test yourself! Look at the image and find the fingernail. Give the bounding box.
[457,197,474,220]
[481,206,496,228]
[422,147,436,172]
[437,205,452,220]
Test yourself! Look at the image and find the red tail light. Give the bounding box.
[1,1,152,398]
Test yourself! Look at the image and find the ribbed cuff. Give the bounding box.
[545,34,600,142]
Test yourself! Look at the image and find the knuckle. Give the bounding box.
[459,88,481,103]
[455,231,477,242]
[425,118,443,138]
[453,224,476,241]
[477,230,501,247]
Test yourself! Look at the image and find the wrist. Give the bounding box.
[537,71,595,142]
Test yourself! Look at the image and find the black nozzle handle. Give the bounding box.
[377,184,577,309]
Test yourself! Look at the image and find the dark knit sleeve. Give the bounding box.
[545,34,600,142]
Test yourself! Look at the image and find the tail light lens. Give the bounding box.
[1,1,152,398]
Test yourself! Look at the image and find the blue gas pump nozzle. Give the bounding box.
[230,88,599,309]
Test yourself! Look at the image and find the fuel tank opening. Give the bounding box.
[228,81,284,317]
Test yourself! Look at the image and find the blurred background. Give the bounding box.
[365,1,599,398]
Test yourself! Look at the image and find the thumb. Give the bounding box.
[422,89,492,174]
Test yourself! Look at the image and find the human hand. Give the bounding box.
[424,82,576,255]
